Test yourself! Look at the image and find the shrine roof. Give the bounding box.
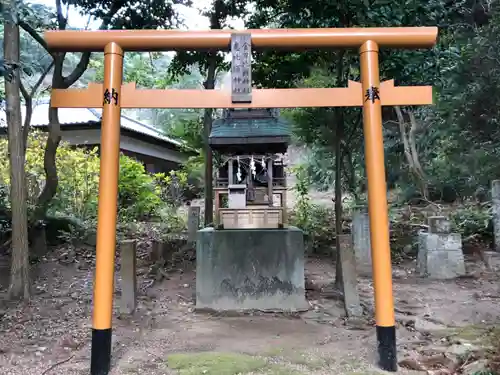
[209,108,291,153]
[210,116,291,139]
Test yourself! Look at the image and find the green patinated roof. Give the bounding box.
[210,117,291,139]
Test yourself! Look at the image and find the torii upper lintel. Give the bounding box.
[43,27,438,52]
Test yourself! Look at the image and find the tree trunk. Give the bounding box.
[407,111,427,187]
[395,106,428,199]
[4,5,30,300]
[30,60,64,226]
[202,56,217,226]
[333,50,346,290]
[342,145,359,202]
[334,107,345,290]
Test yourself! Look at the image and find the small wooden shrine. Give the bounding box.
[209,108,291,229]
[197,33,307,313]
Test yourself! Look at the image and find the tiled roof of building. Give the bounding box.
[210,116,291,139]
[0,98,185,148]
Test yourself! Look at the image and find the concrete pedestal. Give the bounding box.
[196,226,308,312]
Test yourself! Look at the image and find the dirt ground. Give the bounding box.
[1,246,499,375]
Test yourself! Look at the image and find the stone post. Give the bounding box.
[352,205,372,275]
[417,216,465,279]
[492,180,500,252]
[338,234,363,317]
[187,206,201,244]
[120,240,137,315]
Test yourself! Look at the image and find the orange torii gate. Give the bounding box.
[44,27,437,375]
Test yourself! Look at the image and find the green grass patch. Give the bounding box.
[445,324,498,343]
[167,351,301,375]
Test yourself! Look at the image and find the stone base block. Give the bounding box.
[417,232,466,279]
[196,227,308,312]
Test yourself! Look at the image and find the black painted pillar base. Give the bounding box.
[376,325,397,372]
[91,328,112,375]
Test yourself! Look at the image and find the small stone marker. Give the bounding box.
[120,240,137,315]
[417,216,465,279]
[187,206,201,243]
[352,205,372,275]
[492,180,500,252]
[338,234,363,317]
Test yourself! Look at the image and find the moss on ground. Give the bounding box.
[445,324,498,342]
[167,351,304,375]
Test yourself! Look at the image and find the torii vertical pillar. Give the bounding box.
[91,42,124,375]
[360,40,396,371]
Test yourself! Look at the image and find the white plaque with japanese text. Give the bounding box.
[231,33,252,103]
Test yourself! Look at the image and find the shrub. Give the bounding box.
[290,204,336,254]
[0,130,187,243]
[288,164,335,254]
[153,169,189,208]
[450,203,493,242]
[118,154,162,220]
[0,131,101,220]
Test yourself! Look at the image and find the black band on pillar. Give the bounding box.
[376,325,397,372]
[91,328,112,375]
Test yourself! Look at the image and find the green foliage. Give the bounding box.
[248,0,495,203]
[289,165,335,254]
[290,164,312,229]
[169,117,204,151]
[118,157,189,220]
[167,0,250,80]
[63,0,190,29]
[118,155,162,220]
[450,204,493,240]
[418,3,500,195]
[0,131,186,241]
[154,169,189,208]
[120,205,187,244]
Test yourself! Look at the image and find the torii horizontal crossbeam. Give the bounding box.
[51,80,432,109]
[44,27,438,52]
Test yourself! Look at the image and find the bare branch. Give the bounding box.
[62,0,126,88]
[18,21,50,54]
[30,61,54,98]
[55,0,67,30]
[20,61,55,152]
[62,52,91,88]
[41,355,75,375]
[85,14,93,30]
[65,1,70,22]
[19,81,29,105]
